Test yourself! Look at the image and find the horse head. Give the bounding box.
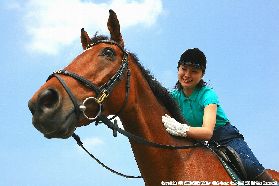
[28,10,130,139]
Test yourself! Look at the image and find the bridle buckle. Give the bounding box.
[97,90,109,104]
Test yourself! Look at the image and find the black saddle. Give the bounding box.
[209,142,247,180]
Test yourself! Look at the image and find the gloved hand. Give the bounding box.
[162,114,190,137]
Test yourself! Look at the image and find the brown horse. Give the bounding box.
[28,10,279,185]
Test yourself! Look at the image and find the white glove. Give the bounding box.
[162,114,190,137]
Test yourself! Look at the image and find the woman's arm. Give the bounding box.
[187,104,217,140]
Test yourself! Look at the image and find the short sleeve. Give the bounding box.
[202,88,219,107]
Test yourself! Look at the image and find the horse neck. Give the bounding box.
[119,63,186,145]
[118,63,196,181]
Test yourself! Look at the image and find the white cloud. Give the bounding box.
[74,137,105,153]
[81,137,104,149]
[23,0,163,55]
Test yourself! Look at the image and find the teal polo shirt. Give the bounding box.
[170,86,229,128]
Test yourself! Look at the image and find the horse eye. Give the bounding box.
[102,47,115,58]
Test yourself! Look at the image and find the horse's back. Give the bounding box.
[180,147,232,181]
[266,169,279,182]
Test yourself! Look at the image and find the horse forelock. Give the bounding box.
[89,34,187,124]
[91,34,109,43]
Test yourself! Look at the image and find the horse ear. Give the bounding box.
[81,28,91,50]
[107,9,124,48]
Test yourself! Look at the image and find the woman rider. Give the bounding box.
[162,48,274,181]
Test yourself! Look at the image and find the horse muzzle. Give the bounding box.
[28,88,77,139]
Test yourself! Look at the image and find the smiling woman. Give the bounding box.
[28,9,279,185]
[162,48,277,181]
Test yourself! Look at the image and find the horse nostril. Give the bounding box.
[38,89,60,110]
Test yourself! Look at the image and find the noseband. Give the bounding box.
[47,40,130,121]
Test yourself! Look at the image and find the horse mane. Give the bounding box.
[90,35,187,124]
[129,53,187,123]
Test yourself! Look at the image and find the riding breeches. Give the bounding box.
[210,123,265,179]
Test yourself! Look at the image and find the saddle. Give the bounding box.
[209,142,247,181]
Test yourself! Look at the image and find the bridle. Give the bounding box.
[47,40,204,179]
[47,40,130,122]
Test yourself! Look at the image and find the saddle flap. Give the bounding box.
[217,146,247,180]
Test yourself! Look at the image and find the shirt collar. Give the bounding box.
[181,87,200,101]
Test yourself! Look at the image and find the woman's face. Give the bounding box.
[178,64,204,90]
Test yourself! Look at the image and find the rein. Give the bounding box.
[47,40,204,179]
[71,116,204,179]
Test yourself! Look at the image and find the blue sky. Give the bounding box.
[1,0,278,185]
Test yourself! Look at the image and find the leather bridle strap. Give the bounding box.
[50,74,81,118]
[96,115,203,149]
[49,70,101,94]
[72,133,142,178]
[72,116,204,179]
[47,70,102,120]
[46,51,129,121]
